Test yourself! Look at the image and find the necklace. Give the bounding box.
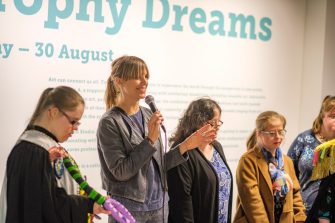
[200,144,214,161]
[317,133,327,143]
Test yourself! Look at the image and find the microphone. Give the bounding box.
[145,95,166,132]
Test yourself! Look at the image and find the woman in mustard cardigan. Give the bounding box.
[234,111,306,223]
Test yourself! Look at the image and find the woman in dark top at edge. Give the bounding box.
[0,86,110,223]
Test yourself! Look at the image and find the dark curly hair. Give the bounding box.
[169,98,221,145]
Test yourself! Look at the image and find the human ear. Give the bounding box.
[114,77,122,86]
[48,106,59,120]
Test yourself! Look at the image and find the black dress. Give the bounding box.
[306,173,335,223]
[5,126,94,223]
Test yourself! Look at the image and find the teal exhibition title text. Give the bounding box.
[0,0,272,41]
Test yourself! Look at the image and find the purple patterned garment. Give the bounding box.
[210,149,232,223]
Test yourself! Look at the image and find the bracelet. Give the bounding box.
[146,137,154,145]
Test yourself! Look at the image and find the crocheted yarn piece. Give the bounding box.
[311,139,335,180]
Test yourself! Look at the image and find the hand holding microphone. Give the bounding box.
[145,95,166,133]
[145,95,166,145]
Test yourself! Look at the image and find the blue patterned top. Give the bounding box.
[287,129,321,213]
[210,149,232,223]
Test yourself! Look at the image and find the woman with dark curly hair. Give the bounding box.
[167,98,233,223]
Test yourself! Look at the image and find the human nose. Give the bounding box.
[274,132,281,138]
[72,123,79,130]
[274,131,285,138]
[140,76,148,84]
[213,123,220,129]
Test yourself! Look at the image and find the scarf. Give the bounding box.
[262,148,293,200]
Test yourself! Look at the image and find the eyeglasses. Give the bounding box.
[58,108,81,127]
[207,120,223,127]
[261,129,286,137]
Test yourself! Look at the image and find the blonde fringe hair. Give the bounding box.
[104,56,149,110]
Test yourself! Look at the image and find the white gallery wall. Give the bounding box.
[300,0,335,131]
[1,0,334,219]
